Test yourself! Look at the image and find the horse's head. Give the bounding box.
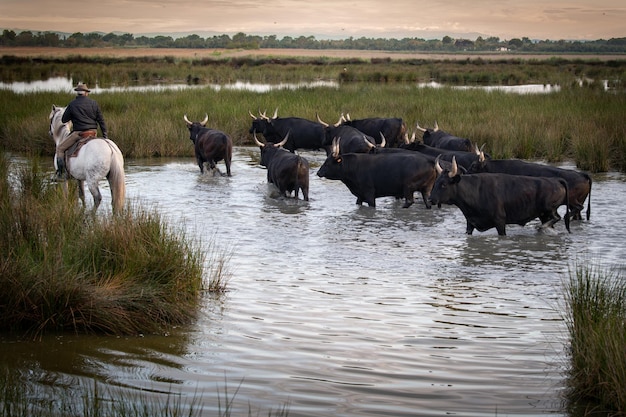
[49,105,71,145]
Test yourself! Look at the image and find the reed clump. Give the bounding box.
[0,153,213,338]
[562,262,626,415]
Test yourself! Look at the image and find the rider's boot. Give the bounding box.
[55,156,66,181]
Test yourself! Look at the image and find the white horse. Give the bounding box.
[48,104,126,213]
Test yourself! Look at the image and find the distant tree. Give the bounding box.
[508,38,523,48]
[15,30,35,46]
[0,29,17,45]
[442,35,453,45]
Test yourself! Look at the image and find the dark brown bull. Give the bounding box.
[468,151,591,220]
[416,121,475,153]
[317,137,436,208]
[430,156,571,235]
[184,114,233,176]
[254,131,310,201]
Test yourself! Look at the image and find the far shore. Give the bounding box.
[1,46,624,61]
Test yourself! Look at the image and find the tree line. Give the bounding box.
[1,29,625,53]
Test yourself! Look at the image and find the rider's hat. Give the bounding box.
[74,83,90,93]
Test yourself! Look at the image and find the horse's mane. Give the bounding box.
[50,106,71,140]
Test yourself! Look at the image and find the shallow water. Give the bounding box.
[3,148,625,416]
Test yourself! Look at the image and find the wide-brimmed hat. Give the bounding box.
[74,83,90,92]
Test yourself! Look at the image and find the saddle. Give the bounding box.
[66,133,97,158]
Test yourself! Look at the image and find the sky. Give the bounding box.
[0,0,624,41]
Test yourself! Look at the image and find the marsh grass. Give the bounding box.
[0,368,289,417]
[0,57,624,172]
[562,262,626,415]
[0,153,227,338]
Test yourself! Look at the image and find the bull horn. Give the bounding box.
[345,113,352,121]
[435,155,443,175]
[316,113,329,127]
[403,132,409,145]
[200,114,209,126]
[183,114,192,125]
[332,137,340,158]
[260,109,270,121]
[479,150,485,163]
[379,133,386,148]
[334,114,343,127]
[275,131,289,147]
[363,135,375,149]
[449,156,458,178]
[415,121,426,133]
[252,130,265,147]
[434,121,439,132]
[271,108,278,120]
[248,110,258,120]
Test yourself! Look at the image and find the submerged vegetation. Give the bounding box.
[562,263,626,415]
[0,153,229,338]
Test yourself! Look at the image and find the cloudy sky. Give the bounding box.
[0,0,624,41]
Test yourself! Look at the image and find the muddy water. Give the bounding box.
[3,148,625,416]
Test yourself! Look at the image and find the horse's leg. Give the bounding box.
[86,179,102,211]
[77,179,86,207]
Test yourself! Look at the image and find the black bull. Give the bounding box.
[254,132,310,201]
[417,121,475,153]
[184,114,232,176]
[429,157,571,236]
[249,112,327,154]
[317,138,436,208]
[468,154,592,220]
[340,114,407,148]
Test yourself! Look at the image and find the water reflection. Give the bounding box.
[0,77,339,94]
[0,76,574,94]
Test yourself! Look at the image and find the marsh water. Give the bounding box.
[3,148,626,416]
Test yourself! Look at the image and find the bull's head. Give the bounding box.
[435,155,459,178]
[253,130,289,148]
[183,114,208,127]
[316,114,343,128]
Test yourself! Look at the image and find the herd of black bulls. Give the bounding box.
[184,110,592,236]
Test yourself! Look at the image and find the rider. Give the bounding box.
[55,82,108,179]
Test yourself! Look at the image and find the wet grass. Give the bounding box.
[0,368,289,417]
[562,262,626,415]
[0,153,229,339]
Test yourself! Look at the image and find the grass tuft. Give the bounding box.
[562,261,626,415]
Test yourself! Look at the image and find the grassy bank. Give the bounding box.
[0,153,225,338]
[563,263,626,415]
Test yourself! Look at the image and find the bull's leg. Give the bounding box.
[465,220,475,235]
[419,191,432,209]
[540,212,561,229]
[302,185,309,201]
[197,158,205,173]
[224,158,232,177]
[495,224,507,236]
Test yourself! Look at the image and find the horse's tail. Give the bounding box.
[106,141,126,213]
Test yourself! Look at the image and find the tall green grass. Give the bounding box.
[562,262,626,415]
[0,65,624,172]
[0,153,228,338]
